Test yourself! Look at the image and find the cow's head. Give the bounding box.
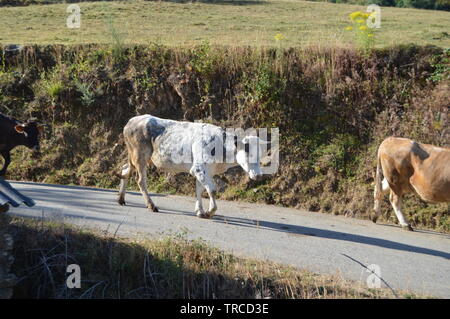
[14,121,44,153]
[236,136,265,181]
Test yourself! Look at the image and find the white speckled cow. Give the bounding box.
[117,114,264,219]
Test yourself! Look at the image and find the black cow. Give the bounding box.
[0,113,44,176]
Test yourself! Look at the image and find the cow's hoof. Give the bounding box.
[402,225,414,231]
[149,205,159,213]
[197,212,210,219]
[196,208,205,217]
[206,211,216,219]
[118,198,126,206]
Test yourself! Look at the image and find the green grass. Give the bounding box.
[0,0,449,47]
[10,216,425,298]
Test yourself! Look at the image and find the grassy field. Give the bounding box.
[10,216,423,298]
[0,0,449,47]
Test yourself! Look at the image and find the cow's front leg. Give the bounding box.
[195,180,206,218]
[0,151,11,177]
[389,191,413,231]
[191,164,217,219]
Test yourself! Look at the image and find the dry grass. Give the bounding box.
[9,216,424,298]
[0,0,449,47]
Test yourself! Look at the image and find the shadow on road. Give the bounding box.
[9,182,450,261]
[10,181,166,197]
[207,214,450,260]
[159,208,450,260]
[12,204,450,260]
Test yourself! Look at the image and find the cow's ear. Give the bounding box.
[37,125,45,133]
[14,125,25,134]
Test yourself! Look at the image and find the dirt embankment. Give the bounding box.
[0,44,449,231]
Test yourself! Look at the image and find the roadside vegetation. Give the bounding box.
[0,0,449,47]
[10,216,422,298]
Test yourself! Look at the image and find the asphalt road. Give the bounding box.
[7,181,450,298]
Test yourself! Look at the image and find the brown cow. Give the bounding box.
[373,137,450,231]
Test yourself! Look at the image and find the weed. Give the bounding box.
[74,80,95,107]
[430,47,450,83]
[346,11,376,54]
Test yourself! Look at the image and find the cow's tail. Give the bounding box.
[111,129,134,180]
[115,162,131,179]
[114,137,133,180]
[373,152,383,223]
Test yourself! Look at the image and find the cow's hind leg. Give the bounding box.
[389,191,413,231]
[373,178,390,223]
[134,152,158,212]
[191,164,217,219]
[0,151,11,177]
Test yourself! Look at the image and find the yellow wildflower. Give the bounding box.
[349,11,362,20]
[274,33,285,41]
[359,25,368,31]
[345,26,353,31]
